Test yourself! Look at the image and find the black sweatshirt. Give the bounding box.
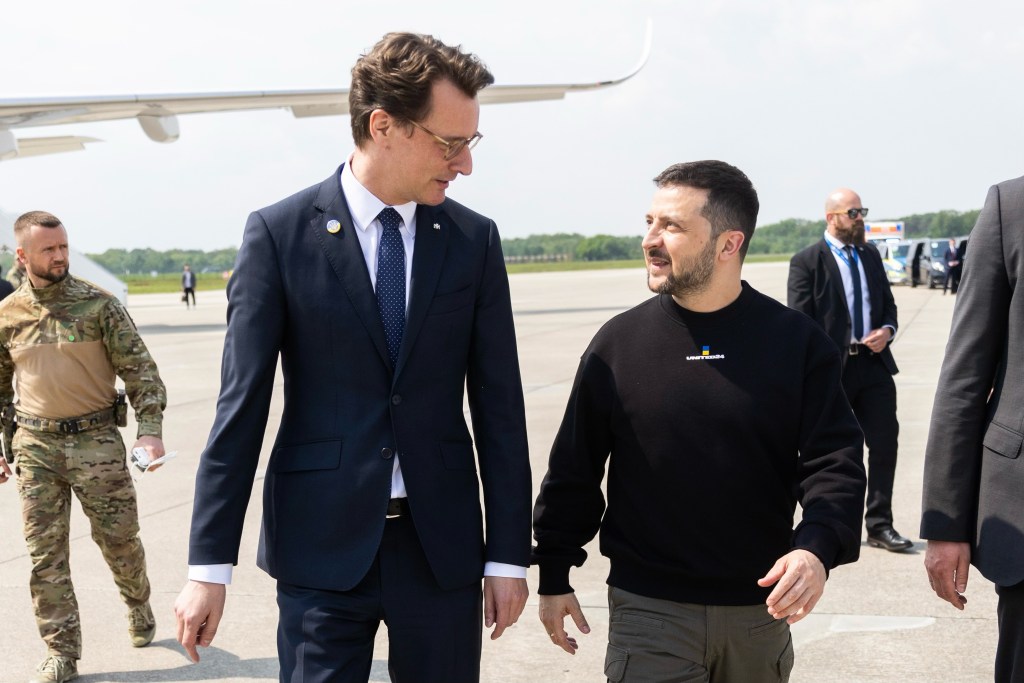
[532,283,866,606]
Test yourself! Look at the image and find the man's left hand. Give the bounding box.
[758,549,826,624]
[0,457,11,484]
[131,435,166,472]
[483,576,528,640]
[861,327,892,353]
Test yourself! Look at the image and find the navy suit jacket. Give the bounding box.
[787,239,899,375]
[922,175,1024,586]
[188,167,532,592]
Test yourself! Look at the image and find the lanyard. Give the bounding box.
[829,243,859,270]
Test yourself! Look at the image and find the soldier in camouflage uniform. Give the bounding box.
[0,211,168,683]
[6,258,26,289]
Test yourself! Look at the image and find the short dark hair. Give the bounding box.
[14,211,63,245]
[653,161,759,258]
[349,32,494,147]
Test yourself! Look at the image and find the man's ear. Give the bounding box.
[15,247,25,264]
[368,109,392,144]
[720,231,745,260]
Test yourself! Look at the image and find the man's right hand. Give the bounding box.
[924,540,970,610]
[174,580,226,662]
[538,593,590,655]
[0,458,11,484]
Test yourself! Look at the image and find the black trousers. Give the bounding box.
[276,512,482,683]
[183,287,196,306]
[996,581,1024,683]
[943,266,962,294]
[842,351,899,532]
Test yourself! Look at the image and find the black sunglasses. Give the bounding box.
[830,208,869,219]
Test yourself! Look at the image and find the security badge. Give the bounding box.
[326,219,341,234]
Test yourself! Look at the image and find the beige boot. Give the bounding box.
[128,602,156,647]
[29,655,78,683]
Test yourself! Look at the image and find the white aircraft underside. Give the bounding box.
[0,29,650,161]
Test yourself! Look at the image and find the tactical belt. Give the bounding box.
[15,407,116,435]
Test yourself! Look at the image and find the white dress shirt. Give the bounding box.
[189,161,525,584]
[824,231,874,344]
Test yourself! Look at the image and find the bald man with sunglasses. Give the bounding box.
[788,188,911,553]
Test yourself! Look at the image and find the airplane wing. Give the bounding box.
[0,26,650,161]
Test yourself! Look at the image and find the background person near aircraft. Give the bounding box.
[181,264,196,308]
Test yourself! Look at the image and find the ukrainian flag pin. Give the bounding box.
[326,219,341,234]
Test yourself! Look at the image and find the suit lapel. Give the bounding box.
[818,240,847,302]
[395,204,449,378]
[311,167,390,368]
[857,244,884,329]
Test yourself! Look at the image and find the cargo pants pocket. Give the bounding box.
[605,644,629,682]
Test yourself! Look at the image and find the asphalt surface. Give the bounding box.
[0,263,996,682]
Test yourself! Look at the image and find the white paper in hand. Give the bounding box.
[130,448,177,481]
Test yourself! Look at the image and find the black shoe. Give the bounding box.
[867,527,914,552]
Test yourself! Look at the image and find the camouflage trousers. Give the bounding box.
[13,423,151,659]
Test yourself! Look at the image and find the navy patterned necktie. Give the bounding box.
[376,208,406,366]
[844,245,864,340]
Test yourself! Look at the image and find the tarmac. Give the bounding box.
[0,262,997,682]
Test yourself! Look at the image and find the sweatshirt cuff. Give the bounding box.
[537,560,575,596]
[136,416,163,439]
[793,523,842,571]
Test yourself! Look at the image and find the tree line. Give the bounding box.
[745,208,981,256]
[84,208,983,272]
[86,248,239,275]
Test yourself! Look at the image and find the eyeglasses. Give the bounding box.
[829,208,870,219]
[410,120,482,160]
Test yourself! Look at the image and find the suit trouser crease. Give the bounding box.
[276,510,482,683]
[842,353,899,531]
[15,424,150,659]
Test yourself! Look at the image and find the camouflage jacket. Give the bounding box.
[4,265,25,289]
[0,273,165,437]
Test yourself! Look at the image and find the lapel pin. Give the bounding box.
[433,223,440,230]
[326,219,341,234]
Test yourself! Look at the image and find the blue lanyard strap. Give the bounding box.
[829,243,859,269]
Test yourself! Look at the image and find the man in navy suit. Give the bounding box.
[174,33,532,683]
[788,189,912,553]
[942,237,962,294]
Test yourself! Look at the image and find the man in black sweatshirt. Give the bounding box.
[532,161,866,682]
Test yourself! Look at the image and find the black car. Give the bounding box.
[906,238,967,289]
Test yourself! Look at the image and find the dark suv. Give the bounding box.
[905,238,967,288]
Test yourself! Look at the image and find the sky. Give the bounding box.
[1,0,1023,253]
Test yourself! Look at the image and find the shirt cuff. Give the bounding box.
[883,325,896,340]
[483,562,527,579]
[188,563,233,584]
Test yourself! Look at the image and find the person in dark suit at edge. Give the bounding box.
[173,32,532,683]
[788,188,913,553]
[922,174,1024,683]
[942,237,962,295]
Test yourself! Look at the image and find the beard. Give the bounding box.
[29,263,69,285]
[647,237,718,298]
[834,220,864,245]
